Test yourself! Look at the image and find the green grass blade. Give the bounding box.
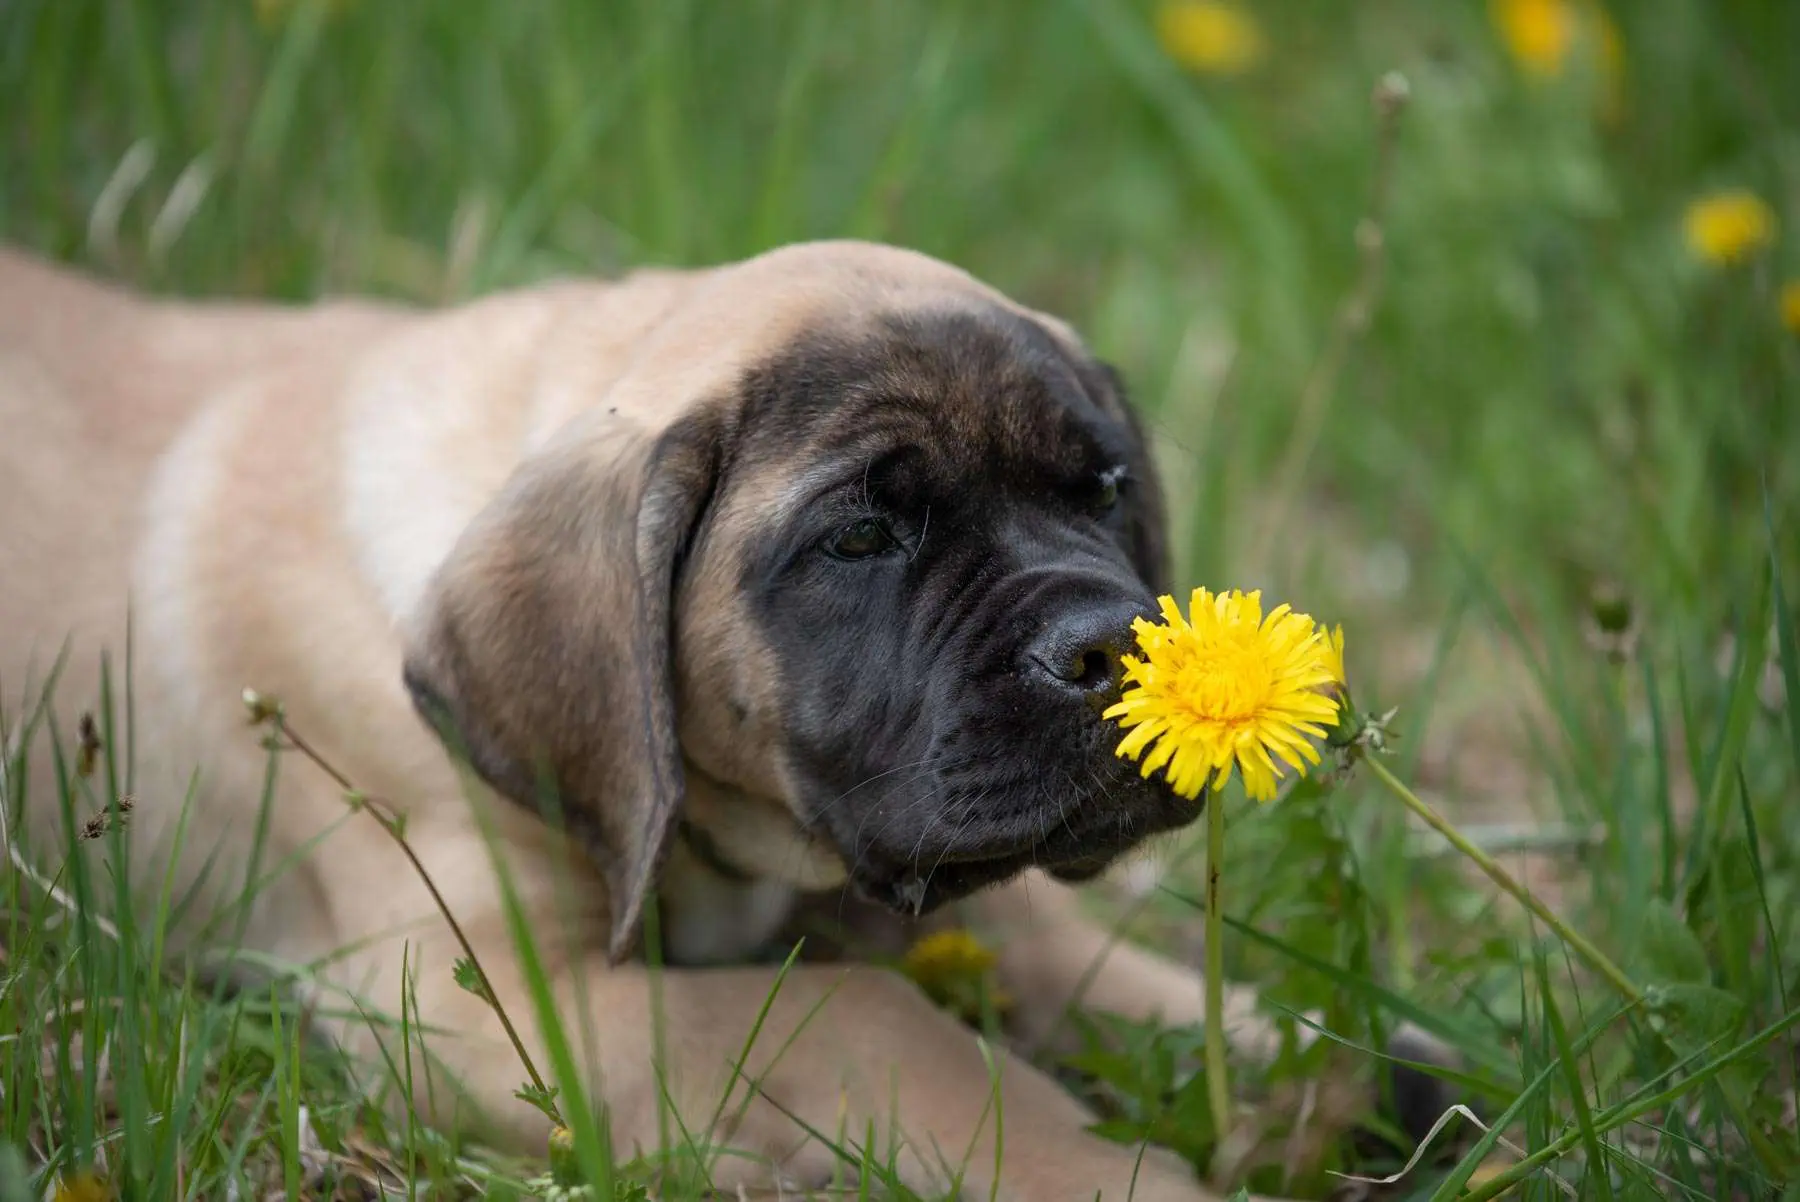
[1681,566,1770,914]
[1539,948,1613,1201]
[1766,491,1800,782]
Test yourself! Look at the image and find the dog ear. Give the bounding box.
[401,408,722,964]
[1092,361,1170,595]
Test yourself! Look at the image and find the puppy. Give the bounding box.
[0,242,1415,1200]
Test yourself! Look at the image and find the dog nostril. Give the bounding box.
[1070,648,1117,692]
[1026,602,1148,701]
[1029,631,1127,698]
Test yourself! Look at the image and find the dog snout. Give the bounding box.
[1023,599,1149,706]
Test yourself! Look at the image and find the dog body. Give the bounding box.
[1,243,1295,1199]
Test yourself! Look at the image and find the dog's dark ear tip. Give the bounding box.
[1379,1026,1471,1149]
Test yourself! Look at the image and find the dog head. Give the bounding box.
[402,242,1199,962]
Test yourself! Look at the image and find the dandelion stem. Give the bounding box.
[1363,756,1644,1005]
[1203,790,1232,1140]
[249,703,559,1118]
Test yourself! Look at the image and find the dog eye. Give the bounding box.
[1087,468,1125,513]
[827,517,895,560]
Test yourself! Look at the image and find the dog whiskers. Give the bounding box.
[1051,769,1083,850]
[916,789,988,898]
[839,757,968,867]
[805,753,949,827]
[848,772,959,877]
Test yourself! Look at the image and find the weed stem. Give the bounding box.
[252,704,560,1121]
[1362,755,1643,1005]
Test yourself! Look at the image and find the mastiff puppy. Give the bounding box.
[0,242,1422,1200]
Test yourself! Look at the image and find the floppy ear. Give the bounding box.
[401,408,723,964]
[1093,361,1170,595]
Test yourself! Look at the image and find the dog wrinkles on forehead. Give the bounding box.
[737,306,1125,487]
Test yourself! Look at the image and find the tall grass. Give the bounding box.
[2,0,1797,1197]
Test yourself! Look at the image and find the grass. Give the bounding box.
[3,0,1799,1197]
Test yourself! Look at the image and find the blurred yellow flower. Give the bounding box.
[1782,281,1800,336]
[1106,589,1343,803]
[903,928,997,983]
[1684,191,1777,265]
[1155,1,1265,77]
[1491,0,1621,93]
[52,1173,112,1202]
[901,929,1011,1020]
[1491,0,1575,75]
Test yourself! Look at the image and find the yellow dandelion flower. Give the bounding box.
[1155,1,1265,77]
[1104,588,1343,803]
[1491,0,1622,99]
[1322,623,1347,692]
[901,929,1011,1021]
[1491,0,1579,77]
[1684,191,1777,265]
[52,1173,112,1202]
[902,928,997,985]
[1780,280,1800,336]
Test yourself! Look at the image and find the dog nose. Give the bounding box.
[1024,603,1146,703]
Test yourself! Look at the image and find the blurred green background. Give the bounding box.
[5,0,1794,641]
[7,0,1796,848]
[3,2,1798,1196]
